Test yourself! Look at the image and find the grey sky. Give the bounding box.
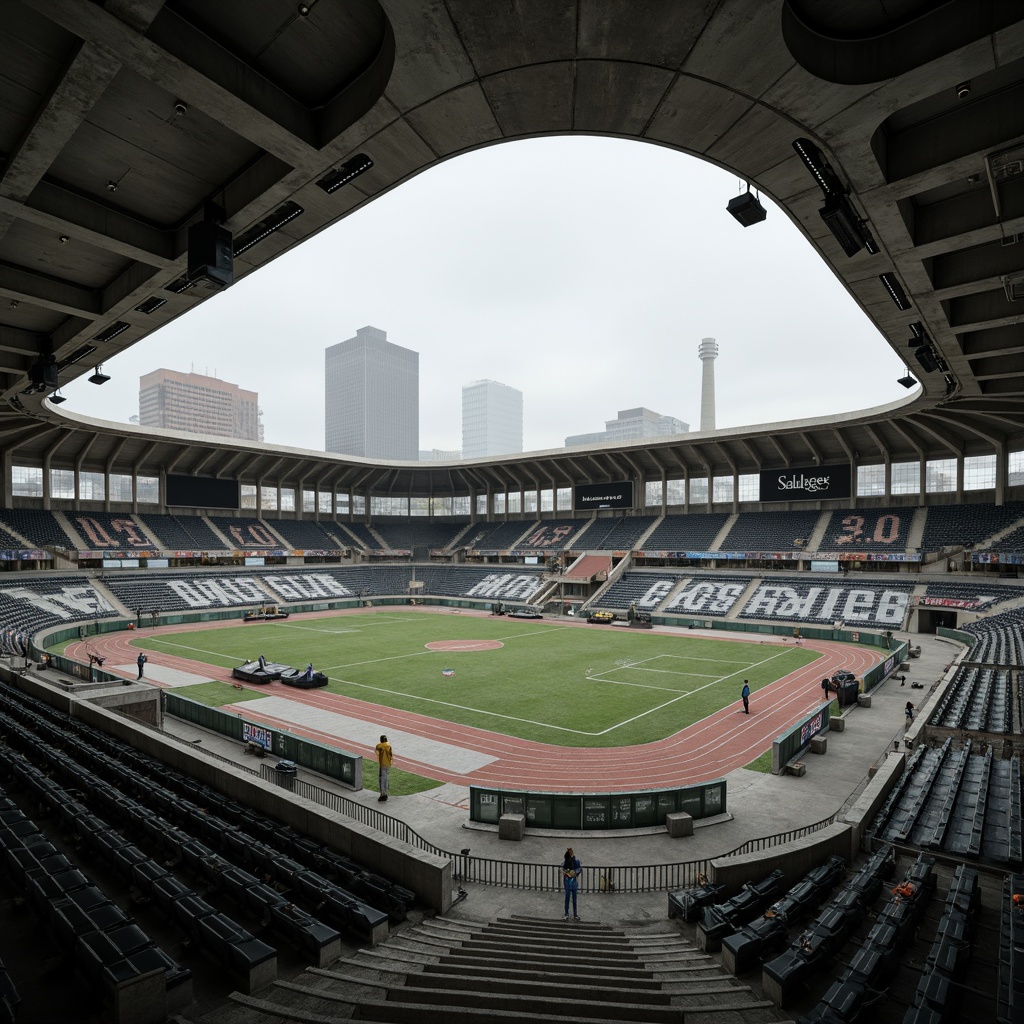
[64,136,908,454]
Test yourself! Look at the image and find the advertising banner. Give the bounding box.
[759,464,851,502]
[573,481,633,510]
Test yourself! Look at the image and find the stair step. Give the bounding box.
[354,1001,674,1024]
[410,972,673,1005]
[426,952,656,977]
[422,963,662,989]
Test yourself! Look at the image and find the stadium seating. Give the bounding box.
[738,576,914,628]
[513,519,589,551]
[819,506,914,553]
[664,574,755,617]
[370,518,469,552]
[64,511,159,550]
[207,517,286,549]
[581,515,659,551]
[958,608,1024,665]
[460,520,536,551]
[0,508,74,550]
[641,512,731,552]
[921,582,1024,610]
[137,513,227,551]
[920,501,1024,553]
[267,518,348,550]
[597,570,688,611]
[928,665,1013,733]
[333,522,383,551]
[717,510,822,552]
[997,873,1024,1024]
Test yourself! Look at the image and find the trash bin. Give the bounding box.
[837,680,860,708]
[273,760,297,791]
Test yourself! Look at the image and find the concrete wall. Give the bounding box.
[841,751,905,859]
[1,668,451,913]
[709,821,852,896]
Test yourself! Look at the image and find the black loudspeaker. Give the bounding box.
[187,221,234,288]
[29,357,58,390]
[726,191,767,227]
[914,346,939,373]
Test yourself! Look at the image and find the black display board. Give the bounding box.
[166,474,240,509]
[574,480,633,510]
[759,464,851,503]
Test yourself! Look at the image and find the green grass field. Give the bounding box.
[138,611,821,749]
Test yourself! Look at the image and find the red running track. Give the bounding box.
[70,609,881,792]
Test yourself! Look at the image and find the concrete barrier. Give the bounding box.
[665,811,693,838]
[857,693,872,708]
[841,751,905,860]
[810,736,827,755]
[499,813,525,841]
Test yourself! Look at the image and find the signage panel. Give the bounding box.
[759,464,851,502]
[574,481,633,510]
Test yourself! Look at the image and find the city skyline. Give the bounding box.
[138,368,262,443]
[462,379,523,460]
[58,137,904,454]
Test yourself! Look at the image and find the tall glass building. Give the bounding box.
[462,380,523,459]
[325,326,419,459]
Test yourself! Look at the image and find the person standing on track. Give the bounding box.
[375,734,393,802]
[136,651,147,679]
[741,680,751,714]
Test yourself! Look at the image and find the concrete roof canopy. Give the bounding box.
[2,0,1024,499]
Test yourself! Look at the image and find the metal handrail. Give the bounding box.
[260,767,838,893]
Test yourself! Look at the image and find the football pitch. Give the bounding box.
[141,612,823,749]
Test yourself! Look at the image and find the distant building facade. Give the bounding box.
[138,368,263,441]
[325,326,419,459]
[419,449,462,461]
[462,379,523,459]
[565,407,689,447]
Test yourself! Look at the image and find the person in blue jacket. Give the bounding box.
[741,680,751,714]
[561,847,582,921]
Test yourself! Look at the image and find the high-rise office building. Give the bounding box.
[565,407,688,447]
[325,326,419,459]
[138,368,263,441]
[462,380,523,459]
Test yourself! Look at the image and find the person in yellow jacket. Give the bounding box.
[375,734,393,802]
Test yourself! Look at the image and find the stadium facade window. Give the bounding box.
[666,479,685,506]
[411,497,430,516]
[12,466,43,498]
[80,471,105,501]
[137,475,158,504]
[925,458,956,492]
[302,489,315,512]
[51,468,74,499]
[645,480,663,507]
[857,464,885,496]
[336,491,350,515]
[494,493,506,515]
[737,474,758,501]
[507,492,522,514]
[891,461,920,495]
[260,485,277,511]
[690,477,708,504]
[318,491,332,513]
[108,474,132,503]
[1010,449,1024,487]
[453,495,471,516]
[352,495,365,516]
[713,475,734,503]
[964,454,996,491]
[556,487,571,511]
[524,490,537,513]
[371,496,406,515]
[476,493,488,515]
[241,484,257,509]
[280,488,295,512]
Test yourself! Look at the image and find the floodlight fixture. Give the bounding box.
[49,391,66,404]
[897,369,917,389]
[914,345,940,373]
[316,154,373,194]
[88,366,110,385]
[135,296,167,314]
[879,272,911,310]
[726,187,767,227]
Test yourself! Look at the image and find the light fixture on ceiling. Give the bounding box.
[49,391,66,404]
[297,2,311,15]
[956,81,971,100]
[233,201,304,256]
[316,154,373,194]
[88,366,110,385]
[897,369,917,389]
[726,185,767,227]
[879,272,911,310]
[94,320,130,343]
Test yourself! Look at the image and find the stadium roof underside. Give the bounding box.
[2,0,1024,501]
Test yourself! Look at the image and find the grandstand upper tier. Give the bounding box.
[0,2,1022,517]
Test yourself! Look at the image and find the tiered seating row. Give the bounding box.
[929,666,1013,733]
[0,508,73,549]
[921,501,1024,553]
[738,576,913,628]
[65,511,159,550]
[718,510,822,552]
[959,608,1024,665]
[997,873,1024,1024]
[598,571,688,610]
[641,512,731,552]
[819,506,913,553]
[582,515,659,551]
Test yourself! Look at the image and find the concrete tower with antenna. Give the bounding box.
[698,337,718,430]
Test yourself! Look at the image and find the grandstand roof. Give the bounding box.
[2,2,1024,496]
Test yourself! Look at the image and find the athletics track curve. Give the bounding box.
[69,608,883,793]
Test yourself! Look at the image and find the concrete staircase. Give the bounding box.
[193,914,785,1024]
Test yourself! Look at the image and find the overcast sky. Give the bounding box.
[64,136,910,454]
